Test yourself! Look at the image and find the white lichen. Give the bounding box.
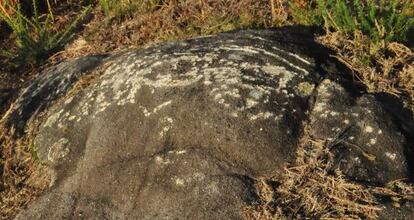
[364,126,374,133]
[47,138,70,163]
[385,152,397,160]
[314,102,326,112]
[60,45,311,124]
[246,98,259,109]
[155,155,171,165]
[153,101,172,114]
[174,178,185,186]
[249,111,274,121]
[43,109,64,128]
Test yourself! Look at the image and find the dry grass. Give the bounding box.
[0,124,51,219]
[56,0,292,60]
[243,125,414,219]
[317,30,414,112]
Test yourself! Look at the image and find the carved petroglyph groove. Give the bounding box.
[43,44,312,132]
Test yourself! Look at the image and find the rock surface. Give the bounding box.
[310,79,409,184]
[12,28,413,219]
[1,55,106,134]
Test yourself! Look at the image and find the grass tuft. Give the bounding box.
[290,0,414,112]
[290,0,414,47]
[99,0,136,21]
[0,0,90,70]
[0,124,51,220]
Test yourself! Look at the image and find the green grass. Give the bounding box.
[0,0,90,70]
[290,0,414,49]
[98,0,165,21]
[99,0,136,20]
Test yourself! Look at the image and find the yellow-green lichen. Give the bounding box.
[295,82,315,97]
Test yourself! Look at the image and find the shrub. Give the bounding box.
[0,0,90,69]
[290,0,414,48]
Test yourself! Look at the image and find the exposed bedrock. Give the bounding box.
[10,28,413,219]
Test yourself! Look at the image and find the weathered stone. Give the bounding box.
[309,79,409,184]
[1,55,106,134]
[379,201,414,220]
[13,28,413,219]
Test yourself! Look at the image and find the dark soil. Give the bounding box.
[0,72,24,117]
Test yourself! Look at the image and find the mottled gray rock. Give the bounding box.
[309,79,409,184]
[1,55,106,134]
[379,201,414,220]
[13,29,413,219]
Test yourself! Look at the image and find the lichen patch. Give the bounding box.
[153,101,172,114]
[159,117,174,137]
[174,177,185,186]
[385,152,397,160]
[155,155,171,165]
[249,111,274,121]
[364,126,374,133]
[295,82,315,97]
[43,109,64,128]
[47,138,70,163]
